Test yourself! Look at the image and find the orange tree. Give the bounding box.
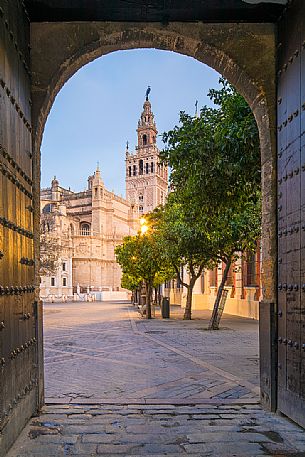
[161,79,261,328]
[115,233,174,319]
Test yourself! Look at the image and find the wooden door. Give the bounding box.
[277,0,305,428]
[0,1,39,454]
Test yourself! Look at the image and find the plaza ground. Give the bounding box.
[7,301,305,456]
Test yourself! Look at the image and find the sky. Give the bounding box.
[41,49,221,197]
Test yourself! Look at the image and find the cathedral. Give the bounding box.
[40,93,167,300]
[40,92,261,321]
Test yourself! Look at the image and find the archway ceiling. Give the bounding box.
[25,0,287,23]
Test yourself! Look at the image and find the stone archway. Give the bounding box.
[30,21,277,411]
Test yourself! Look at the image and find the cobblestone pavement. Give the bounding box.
[8,403,305,456]
[7,301,305,456]
[43,301,260,402]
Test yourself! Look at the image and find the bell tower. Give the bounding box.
[125,88,168,215]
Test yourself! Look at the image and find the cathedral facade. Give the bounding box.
[40,95,166,300]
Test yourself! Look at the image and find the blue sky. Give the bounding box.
[41,49,220,196]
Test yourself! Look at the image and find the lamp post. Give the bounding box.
[140,216,148,235]
[139,216,152,318]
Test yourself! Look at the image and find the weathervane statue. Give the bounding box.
[146,85,151,101]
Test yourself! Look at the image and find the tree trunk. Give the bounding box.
[137,287,141,306]
[183,278,196,320]
[146,282,152,319]
[209,259,232,330]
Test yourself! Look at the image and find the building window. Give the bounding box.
[139,195,143,202]
[42,203,52,214]
[223,262,234,286]
[244,251,259,286]
[151,162,154,173]
[139,159,143,175]
[176,266,184,289]
[139,206,143,213]
[128,166,131,177]
[164,280,171,288]
[145,162,149,174]
[143,134,147,145]
[80,223,90,236]
[201,272,205,293]
[209,268,217,287]
[133,165,137,176]
[62,277,67,287]
[62,262,66,272]
[51,277,55,287]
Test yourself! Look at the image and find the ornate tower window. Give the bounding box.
[133,165,137,176]
[151,162,154,173]
[145,162,149,174]
[128,166,131,177]
[80,222,90,236]
[139,159,144,175]
[143,134,147,146]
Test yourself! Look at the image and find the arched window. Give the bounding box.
[80,222,90,236]
[139,159,143,175]
[143,134,147,146]
[133,165,137,176]
[128,166,131,177]
[42,203,52,214]
[139,205,143,213]
[145,162,149,174]
[151,162,154,173]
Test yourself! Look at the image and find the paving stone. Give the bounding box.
[138,443,185,454]
[63,443,98,454]
[82,434,118,444]
[186,431,271,443]
[96,444,139,454]
[7,302,305,457]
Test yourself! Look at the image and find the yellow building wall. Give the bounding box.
[168,287,259,320]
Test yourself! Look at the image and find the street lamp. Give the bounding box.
[140,216,148,235]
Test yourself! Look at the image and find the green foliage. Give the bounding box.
[120,272,141,292]
[161,78,260,214]
[116,235,170,286]
[161,78,261,263]
[115,234,174,291]
[115,232,175,318]
[148,199,215,278]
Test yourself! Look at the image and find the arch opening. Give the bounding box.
[32,25,277,411]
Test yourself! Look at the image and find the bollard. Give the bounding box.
[161,297,170,318]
